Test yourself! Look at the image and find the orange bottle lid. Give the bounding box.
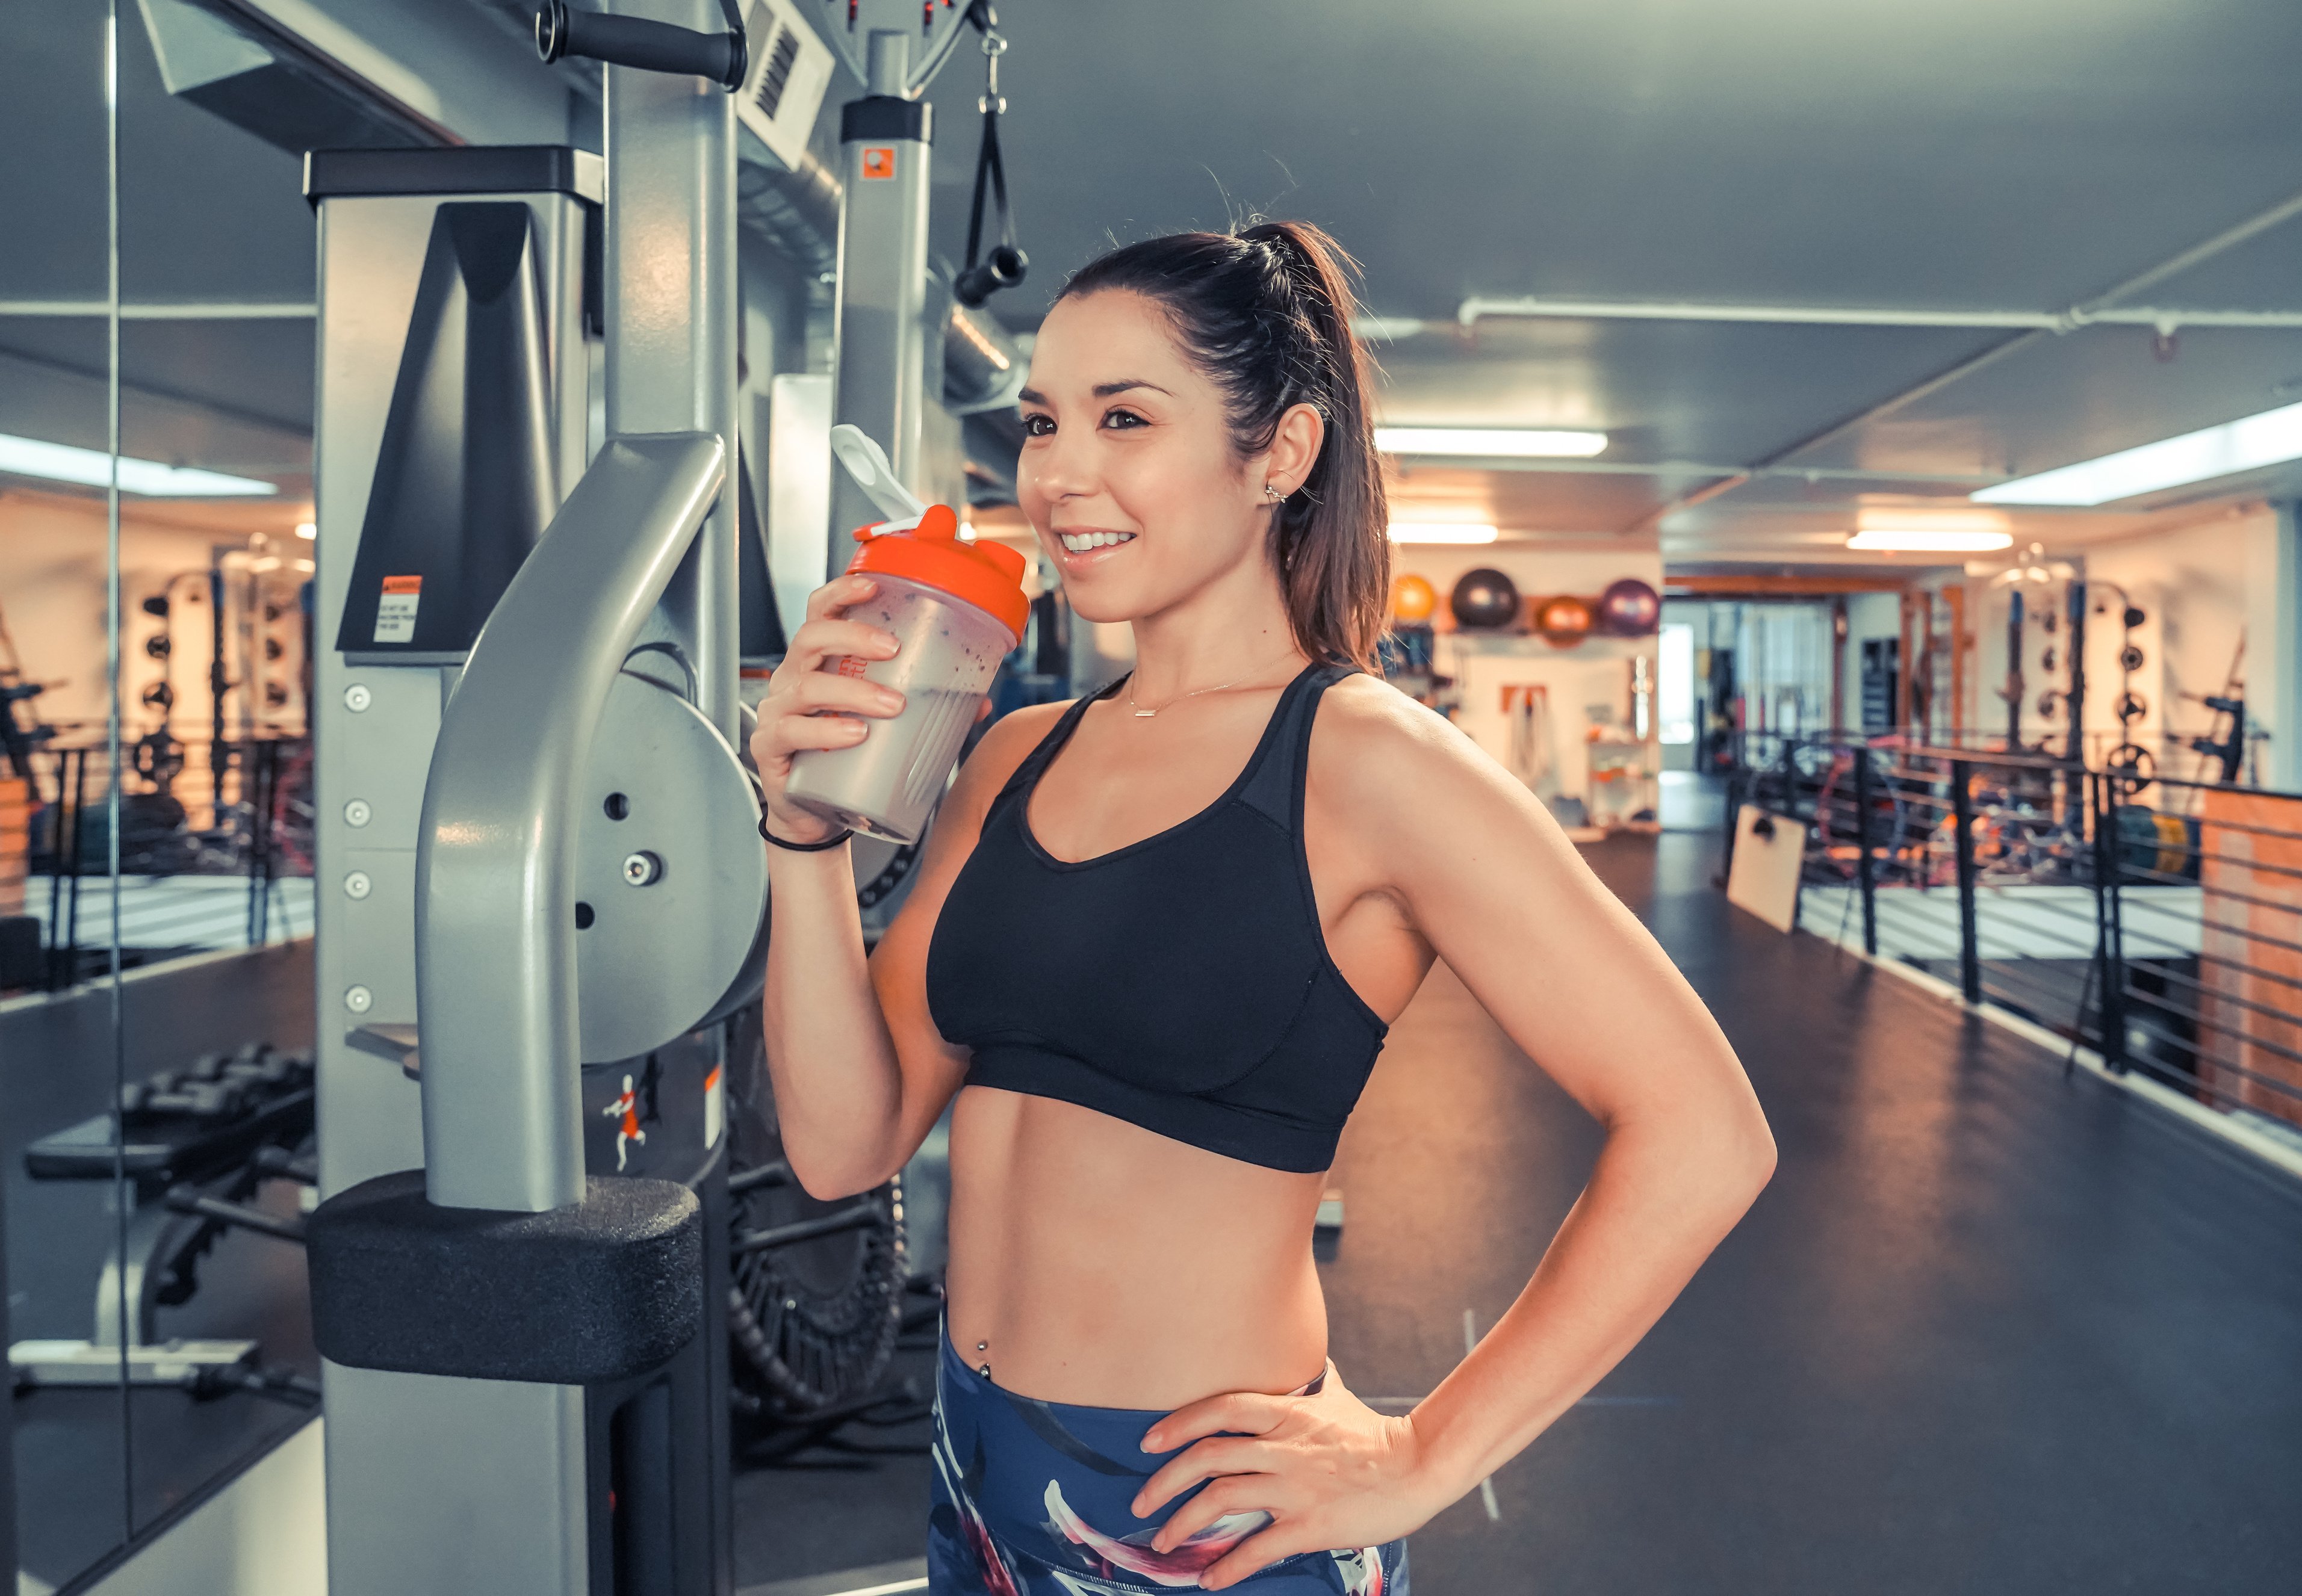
[843,504,1029,640]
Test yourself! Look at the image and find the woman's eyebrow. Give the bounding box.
[1016,379,1173,405]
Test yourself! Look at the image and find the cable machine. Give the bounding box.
[301,4,1027,1592]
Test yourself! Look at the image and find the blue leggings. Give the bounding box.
[927,1313,1410,1594]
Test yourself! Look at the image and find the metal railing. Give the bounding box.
[14,733,314,992]
[1724,730,2302,1142]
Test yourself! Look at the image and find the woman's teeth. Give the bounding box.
[1060,531,1136,552]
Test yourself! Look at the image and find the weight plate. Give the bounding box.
[575,670,770,1063]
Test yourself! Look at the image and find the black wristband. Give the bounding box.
[759,811,852,851]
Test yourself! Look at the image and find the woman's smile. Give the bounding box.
[1054,527,1140,563]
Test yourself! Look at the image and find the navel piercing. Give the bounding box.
[977,1340,988,1352]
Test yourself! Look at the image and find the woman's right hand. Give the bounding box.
[750,572,907,846]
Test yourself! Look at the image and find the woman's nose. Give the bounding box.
[1024,428,1099,501]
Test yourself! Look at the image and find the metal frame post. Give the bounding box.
[607,0,742,738]
[2093,769,2129,1072]
[2065,577,2088,767]
[1856,744,1878,956]
[828,29,934,574]
[2005,587,2024,750]
[1951,757,1982,1004]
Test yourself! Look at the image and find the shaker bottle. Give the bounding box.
[783,439,1029,844]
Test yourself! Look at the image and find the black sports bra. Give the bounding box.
[923,660,1389,1174]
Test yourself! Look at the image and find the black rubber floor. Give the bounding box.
[733,832,2302,1594]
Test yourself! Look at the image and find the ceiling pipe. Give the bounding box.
[1381,453,1996,486]
[0,300,317,319]
[1454,298,2302,333]
[1622,176,2302,534]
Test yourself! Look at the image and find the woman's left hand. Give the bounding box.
[1129,1358,1444,1589]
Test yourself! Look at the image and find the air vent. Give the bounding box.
[753,22,801,120]
[735,0,834,172]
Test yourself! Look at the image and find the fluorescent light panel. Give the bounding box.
[1374,427,1607,458]
[0,431,278,498]
[1974,398,2302,506]
[1846,528,2013,552]
[1389,522,1498,544]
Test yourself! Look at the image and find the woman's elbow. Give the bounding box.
[1737,1106,1778,1200]
[1714,1080,1776,1210]
[1674,1073,1776,1214]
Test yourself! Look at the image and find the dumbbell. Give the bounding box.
[185,1052,231,1082]
[122,1077,242,1118]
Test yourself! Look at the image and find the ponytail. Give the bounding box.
[1055,220,1391,671]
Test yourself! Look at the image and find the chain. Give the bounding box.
[978,15,1007,114]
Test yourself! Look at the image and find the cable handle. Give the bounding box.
[954,1,1026,308]
[536,0,748,91]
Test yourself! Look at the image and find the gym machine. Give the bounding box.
[302,4,1027,1593]
[10,1044,320,1405]
[302,37,751,1596]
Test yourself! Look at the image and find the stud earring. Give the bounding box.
[1263,483,1285,501]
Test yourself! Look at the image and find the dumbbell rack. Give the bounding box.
[10,1044,314,1394]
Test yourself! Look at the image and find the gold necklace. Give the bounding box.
[1125,650,1300,718]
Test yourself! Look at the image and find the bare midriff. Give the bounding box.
[942,1082,1332,1411]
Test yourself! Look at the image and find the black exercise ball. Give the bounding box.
[1448,567,1522,629]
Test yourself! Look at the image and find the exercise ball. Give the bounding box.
[1536,594,1593,648]
[1391,572,1437,624]
[1596,577,1661,637]
[1448,568,1521,630]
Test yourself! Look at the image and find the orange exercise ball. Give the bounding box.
[1536,594,1593,648]
[1390,573,1437,623]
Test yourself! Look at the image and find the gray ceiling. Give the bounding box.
[10,0,2302,560]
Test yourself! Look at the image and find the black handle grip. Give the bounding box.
[954,244,1029,308]
[536,2,746,91]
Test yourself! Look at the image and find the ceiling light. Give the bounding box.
[0,431,278,498]
[1374,427,1607,459]
[1389,522,1499,544]
[295,521,317,539]
[1973,398,2302,506]
[1846,528,2014,552]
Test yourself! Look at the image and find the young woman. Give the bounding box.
[749,221,1775,1595]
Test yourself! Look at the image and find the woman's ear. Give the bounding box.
[1265,401,1326,495]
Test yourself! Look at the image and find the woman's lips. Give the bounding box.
[1053,530,1137,568]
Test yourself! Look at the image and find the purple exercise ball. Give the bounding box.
[1596,577,1661,637]
[1448,568,1522,630]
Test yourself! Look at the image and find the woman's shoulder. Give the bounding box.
[961,696,1071,781]
[1317,670,1471,765]
[1312,670,1515,824]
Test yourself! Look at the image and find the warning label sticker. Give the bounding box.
[374,574,421,644]
[861,145,896,180]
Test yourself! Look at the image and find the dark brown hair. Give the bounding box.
[1056,220,1390,672]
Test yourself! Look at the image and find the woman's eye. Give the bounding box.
[1021,413,1054,437]
[1103,410,1145,429]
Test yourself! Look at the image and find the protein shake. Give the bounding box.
[783,502,1029,844]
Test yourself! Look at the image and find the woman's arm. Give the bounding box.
[1339,688,1776,1509]
[754,678,1061,1201]
[749,568,1057,1200]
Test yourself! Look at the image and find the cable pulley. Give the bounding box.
[955,3,1028,308]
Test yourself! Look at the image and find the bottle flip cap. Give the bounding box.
[847,504,1030,642]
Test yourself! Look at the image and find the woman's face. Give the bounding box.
[1015,289,1300,624]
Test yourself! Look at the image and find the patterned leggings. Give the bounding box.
[927,1312,1410,1594]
